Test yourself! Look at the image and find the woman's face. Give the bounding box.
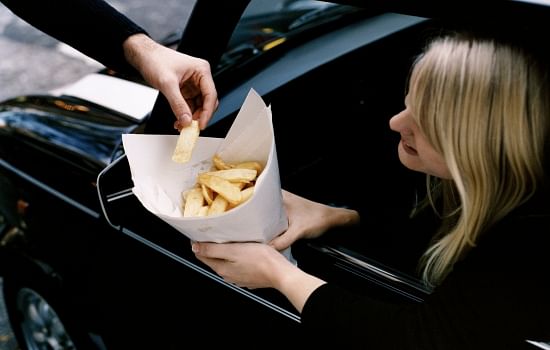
[389,103,452,179]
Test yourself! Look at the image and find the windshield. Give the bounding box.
[216,1,365,74]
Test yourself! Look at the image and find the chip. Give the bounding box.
[182,187,204,217]
[198,173,242,205]
[181,154,262,217]
[207,195,229,216]
[203,168,257,183]
[172,120,200,163]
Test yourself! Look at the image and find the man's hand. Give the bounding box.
[123,33,218,131]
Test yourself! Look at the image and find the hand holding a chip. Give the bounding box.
[123,33,218,131]
[123,88,288,244]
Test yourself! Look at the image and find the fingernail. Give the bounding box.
[181,113,192,124]
[191,243,199,253]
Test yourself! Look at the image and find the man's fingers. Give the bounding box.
[198,78,219,129]
[162,84,193,128]
[164,84,218,130]
[199,96,219,130]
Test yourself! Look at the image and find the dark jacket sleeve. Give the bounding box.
[301,211,550,350]
[1,0,147,73]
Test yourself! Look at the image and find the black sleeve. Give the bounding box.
[1,0,147,73]
[301,215,550,349]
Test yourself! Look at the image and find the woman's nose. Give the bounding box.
[389,109,407,132]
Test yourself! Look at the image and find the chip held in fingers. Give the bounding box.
[172,119,200,163]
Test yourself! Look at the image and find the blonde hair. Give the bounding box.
[408,35,550,286]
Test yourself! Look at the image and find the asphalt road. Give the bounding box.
[0,0,195,103]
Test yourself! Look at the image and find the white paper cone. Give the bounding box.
[122,88,288,243]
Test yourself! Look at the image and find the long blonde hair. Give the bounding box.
[408,34,550,286]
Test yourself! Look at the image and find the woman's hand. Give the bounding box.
[192,242,291,289]
[269,190,360,251]
[192,241,325,313]
[123,33,218,131]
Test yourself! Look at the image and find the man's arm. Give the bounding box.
[1,0,146,73]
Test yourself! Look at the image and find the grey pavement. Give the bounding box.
[0,0,287,103]
[0,278,17,350]
[0,0,195,103]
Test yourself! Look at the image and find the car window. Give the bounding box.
[215,1,371,77]
[264,23,435,281]
[205,6,436,287]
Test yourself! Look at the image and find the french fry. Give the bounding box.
[234,182,247,190]
[201,184,214,205]
[234,161,263,174]
[207,195,229,216]
[182,187,204,217]
[212,154,232,170]
[172,120,200,163]
[198,173,242,205]
[212,154,263,174]
[203,168,257,183]
[197,206,209,217]
[181,155,260,217]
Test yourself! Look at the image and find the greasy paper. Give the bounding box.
[122,89,288,243]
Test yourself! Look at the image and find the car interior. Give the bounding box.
[199,10,442,290]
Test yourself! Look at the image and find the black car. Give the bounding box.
[0,1,549,349]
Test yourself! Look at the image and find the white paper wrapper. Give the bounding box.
[122,89,288,244]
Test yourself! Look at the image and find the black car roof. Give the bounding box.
[145,0,550,134]
[176,0,550,73]
[330,0,550,21]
